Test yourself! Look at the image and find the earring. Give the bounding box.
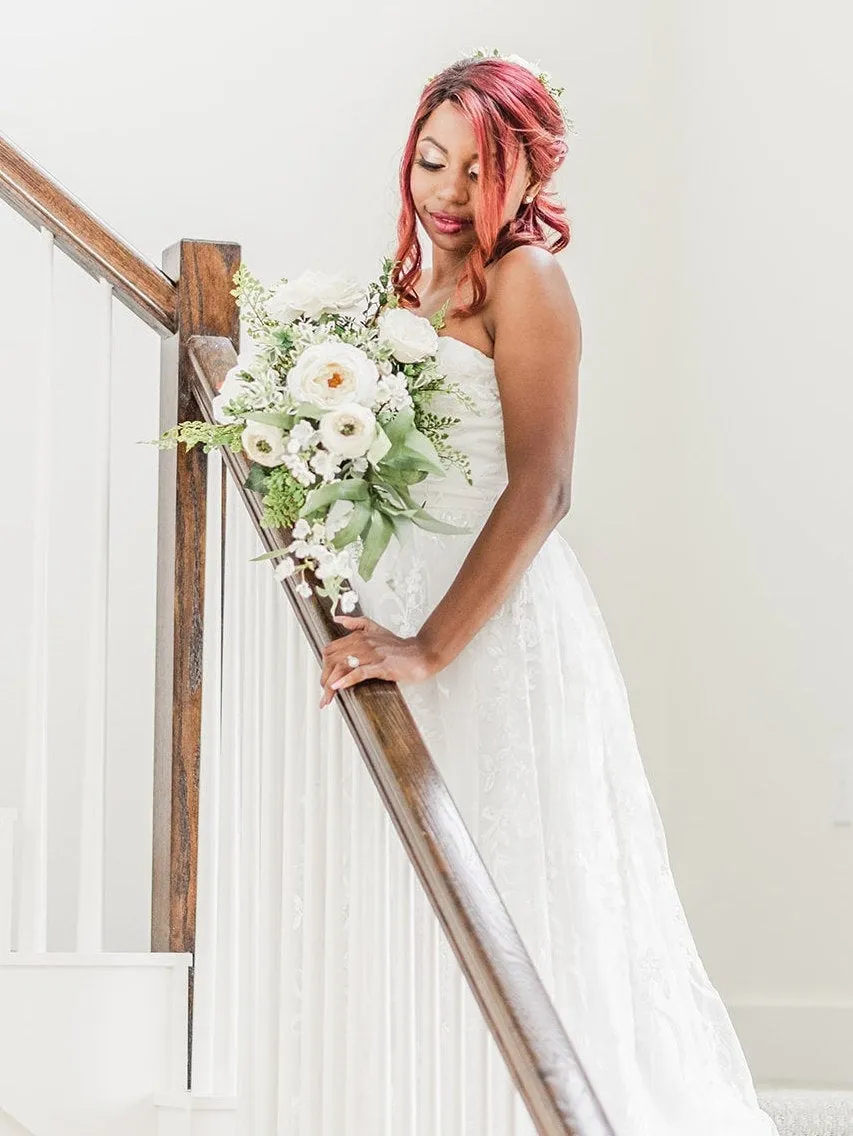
[524,193,535,204]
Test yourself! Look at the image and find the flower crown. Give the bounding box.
[426,46,575,135]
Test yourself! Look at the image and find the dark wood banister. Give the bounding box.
[0,130,617,1136]
[0,129,178,334]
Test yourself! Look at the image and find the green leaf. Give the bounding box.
[291,401,329,420]
[330,500,372,548]
[411,506,472,535]
[245,410,295,429]
[366,424,392,466]
[298,477,370,517]
[250,546,293,562]
[244,463,270,493]
[383,406,415,445]
[358,509,394,580]
[400,427,446,476]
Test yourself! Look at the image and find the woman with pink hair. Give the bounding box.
[319,52,779,1135]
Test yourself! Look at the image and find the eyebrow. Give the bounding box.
[419,135,479,159]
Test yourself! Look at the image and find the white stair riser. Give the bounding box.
[0,955,190,1136]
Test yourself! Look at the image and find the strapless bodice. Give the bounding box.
[415,335,507,518]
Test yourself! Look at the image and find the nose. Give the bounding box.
[435,167,471,207]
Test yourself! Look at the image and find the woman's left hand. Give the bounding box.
[319,613,440,707]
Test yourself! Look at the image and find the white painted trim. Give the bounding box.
[0,951,192,968]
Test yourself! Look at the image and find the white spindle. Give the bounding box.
[191,451,225,1091]
[0,807,17,954]
[76,276,114,952]
[18,226,54,952]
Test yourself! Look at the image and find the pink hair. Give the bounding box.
[391,55,572,321]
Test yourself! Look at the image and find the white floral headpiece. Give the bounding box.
[426,46,575,135]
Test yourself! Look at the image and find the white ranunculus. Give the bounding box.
[377,307,439,364]
[319,403,377,458]
[241,421,287,468]
[212,350,260,422]
[267,270,368,325]
[286,342,379,408]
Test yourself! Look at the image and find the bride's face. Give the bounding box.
[410,99,533,253]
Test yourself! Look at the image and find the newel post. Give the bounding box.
[152,240,240,1058]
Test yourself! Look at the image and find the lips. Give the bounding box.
[430,211,472,233]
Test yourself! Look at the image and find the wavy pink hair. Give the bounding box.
[391,55,572,321]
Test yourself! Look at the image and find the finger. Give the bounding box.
[330,663,383,693]
[333,614,372,631]
[320,660,352,707]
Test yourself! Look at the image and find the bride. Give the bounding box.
[315,51,780,1135]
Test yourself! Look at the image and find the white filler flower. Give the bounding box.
[377,307,439,363]
[286,342,379,408]
[212,350,260,422]
[241,421,287,467]
[319,403,377,458]
[268,270,368,324]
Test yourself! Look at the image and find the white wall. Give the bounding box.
[0,0,848,1083]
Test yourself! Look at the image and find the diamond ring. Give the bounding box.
[345,654,360,669]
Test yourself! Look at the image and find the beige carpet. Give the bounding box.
[757,1090,853,1136]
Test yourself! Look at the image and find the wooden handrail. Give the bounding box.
[186,334,617,1136]
[0,129,178,335]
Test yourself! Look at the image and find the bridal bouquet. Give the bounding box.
[151,257,474,614]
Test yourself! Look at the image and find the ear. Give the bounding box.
[524,180,544,203]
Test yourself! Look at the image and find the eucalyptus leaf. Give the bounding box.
[358,509,394,581]
[411,507,472,535]
[299,477,370,517]
[366,424,392,466]
[330,500,372,549]
[383,406,415,445]
[291,401,329,420]
[244,410,295,429]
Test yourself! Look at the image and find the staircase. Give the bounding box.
[0,128,849,1136]
[0,809,236,1136]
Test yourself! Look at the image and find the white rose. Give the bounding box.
[267,270,368,325]
[241,421,287,467]
[319,403,377,458]
[377,307,439,364]
[286,342,379,408]
[212,350,260,422]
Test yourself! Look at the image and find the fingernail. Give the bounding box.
[331,680,341,690]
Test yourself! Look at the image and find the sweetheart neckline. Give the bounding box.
[436,334,495,367]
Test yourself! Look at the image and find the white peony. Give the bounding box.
[319,403,377,458]
[377,307,439,364]
[267,270,368,325]
[286,342,379,408]
[212,350,260,422]
[241,421,287,467]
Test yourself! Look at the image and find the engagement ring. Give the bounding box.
[345,654,360,669]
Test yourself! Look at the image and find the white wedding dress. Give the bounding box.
[340,333,780,1136]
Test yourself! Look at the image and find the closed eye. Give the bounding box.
[415,158,478,180]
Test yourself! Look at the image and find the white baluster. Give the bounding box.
[0,807,17,954]
[18,226,54,952]
[76,276,114,952]
[191,451,224,1091]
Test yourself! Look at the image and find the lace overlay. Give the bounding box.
[347,335,780,1135]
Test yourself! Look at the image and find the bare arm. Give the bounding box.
[320,246,581,704]
[417,246,581,668]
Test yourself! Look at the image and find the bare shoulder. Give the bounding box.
[487,246,582,363]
